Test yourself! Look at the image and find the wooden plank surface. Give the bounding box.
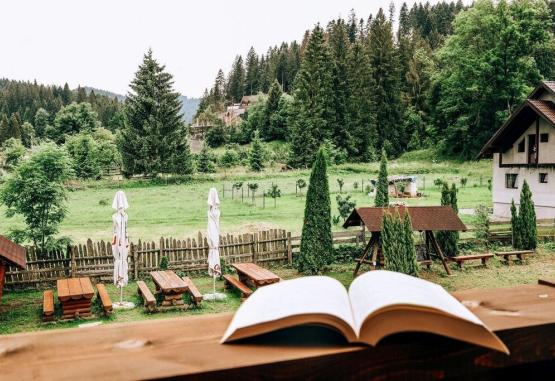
[67,278,83,299]
[232,263,280,285]
[79,278,95,299]
[2,283,555,380]
[150,271,188,294]
[56,279,70,302]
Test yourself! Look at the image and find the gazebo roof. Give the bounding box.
[0,235,26,269]
[343,206,467,232]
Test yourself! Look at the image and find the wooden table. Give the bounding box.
[150,270,188,307]
[232,262,281,288]
[2,282,555,380]
[56,277,94,320]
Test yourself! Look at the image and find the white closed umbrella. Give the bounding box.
[111,191,134,309]
[204,187,226,301]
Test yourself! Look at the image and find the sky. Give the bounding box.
[0,0,465,98]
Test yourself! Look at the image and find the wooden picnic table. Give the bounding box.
[150,270,189,307]
[232,262,280,288]
[56,277,94,320]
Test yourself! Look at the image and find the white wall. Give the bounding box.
[492,153,555,218]
[501,118,555,164]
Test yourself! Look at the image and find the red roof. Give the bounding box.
[343,206,467,232]
[0,235,26,269]
[528,100,555,125]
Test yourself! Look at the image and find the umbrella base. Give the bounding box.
[203,292,227,302]
[113,301,135,310]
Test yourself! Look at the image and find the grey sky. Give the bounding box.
[0,0,465,98]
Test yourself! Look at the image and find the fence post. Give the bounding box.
[70,246,77,278]
[132,243,138,280]
[252,233,259,264]
[287,232,292,264]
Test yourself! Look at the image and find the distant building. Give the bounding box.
[479,81,555,218]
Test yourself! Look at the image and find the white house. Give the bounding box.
[479,81,555,219]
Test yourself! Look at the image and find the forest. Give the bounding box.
[196,0,555,164]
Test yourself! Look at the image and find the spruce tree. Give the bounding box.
[510,199,521,249]
[197,143,215,173]
[119,49,192,177]
[244,47,260,96]
[375,149,389,207]
[368,8,404,156]
[262,80,283,140]
[519,180,537,250]
[227,55,245,103]
[0,114,9,146]
[249,130,264,172]
[297,148,333,274]
[288,24,335,167]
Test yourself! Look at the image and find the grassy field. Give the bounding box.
[2,243,554,335]
[0,149,493,243]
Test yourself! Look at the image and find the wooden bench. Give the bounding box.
[137,281,156,312]
[418,259,432,269]
[223,274,253,301]
[495,250,534,265]
[42,290,55,322]
[96,283,113,316]
[448,253,494,269]
[182,276,203,307]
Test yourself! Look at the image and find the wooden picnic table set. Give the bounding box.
[137,270,203,312]
[42,277,113,322]
[223,262,281,301]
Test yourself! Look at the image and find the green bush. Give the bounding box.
[381,209,418,276]
[159,255,169,270]
[333,245,364,263]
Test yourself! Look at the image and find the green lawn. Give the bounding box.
[0,150,493,243]
[2,244,554,336]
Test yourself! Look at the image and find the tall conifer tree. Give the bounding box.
[375,149,389,207]
[119,49,192,176]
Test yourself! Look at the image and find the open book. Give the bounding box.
[221,271,509,354]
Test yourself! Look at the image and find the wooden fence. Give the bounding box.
[4,229,293,289]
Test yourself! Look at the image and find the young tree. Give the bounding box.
[336,194,356,222]
[519,180,537,250]
[267,184,281,207]
[375,149,389,207]
[337,178,344,193]
[296,178,307,196]
[119,49,193,176]
[249,130,265,171]
[65,133,101,180]
[0,143,73,252]
[262,80,283,140]
[220,146,238,177]
[382,210,418,276]
[510,199,521,249]
[197,143,215,173]
[297,148,333,274]
[247,182,259,204]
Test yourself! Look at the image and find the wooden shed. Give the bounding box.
[343,206,467,276]
[0,235,26,302]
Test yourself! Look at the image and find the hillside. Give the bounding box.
[83,86,200,123]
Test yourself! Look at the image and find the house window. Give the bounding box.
[517,140,525,152]
[540,173,548,183]
[541,133,549,143]
[505,173,518,189]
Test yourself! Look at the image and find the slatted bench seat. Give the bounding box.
[137,281,156,312]
[223,274,253,301]
[418,259,432,269]
[96,283,113,316]
[182,276,203,307]
[42,290,55,322]
[495,250,534,265]
[448,253,494,269]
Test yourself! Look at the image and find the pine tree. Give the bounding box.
[510,199,521,249]
[346,40,375,160]
[244,47,259,96]
[262,80,283,140]
[249,130,264,171]
[368,8,404,156]
[519,180,537,250]
[375,149,389,207]
[0,114,9,146]
[297,148,333,274]
[197,143,215,173]
[119,49,193,177]
[227,55,245,103]
[288,24,335,168]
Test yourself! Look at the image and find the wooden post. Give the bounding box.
[427,230,452,276]
[132,243,138,280]
[0,261,6,302]
[252,233,259,264]
[287,232,292,264]
[70,246,77,278]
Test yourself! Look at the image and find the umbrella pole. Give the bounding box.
[213,275,216,302]
[120,284,123,304]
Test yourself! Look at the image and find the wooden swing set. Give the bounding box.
[343,206,467,277]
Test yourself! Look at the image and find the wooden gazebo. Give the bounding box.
[0,235,26,302]
[343,206,467,276]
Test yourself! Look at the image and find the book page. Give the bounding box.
[348,271,484,335]
[221,276,355,343]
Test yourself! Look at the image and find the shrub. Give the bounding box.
[333,244,364,263]
[159,255,169,270]
[474,204,490,245]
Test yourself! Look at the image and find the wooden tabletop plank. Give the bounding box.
[79,278,95,300]
[2,284,555,380]
[66,278,83,299]
[150,271,187,294]
[56,279,70,302]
